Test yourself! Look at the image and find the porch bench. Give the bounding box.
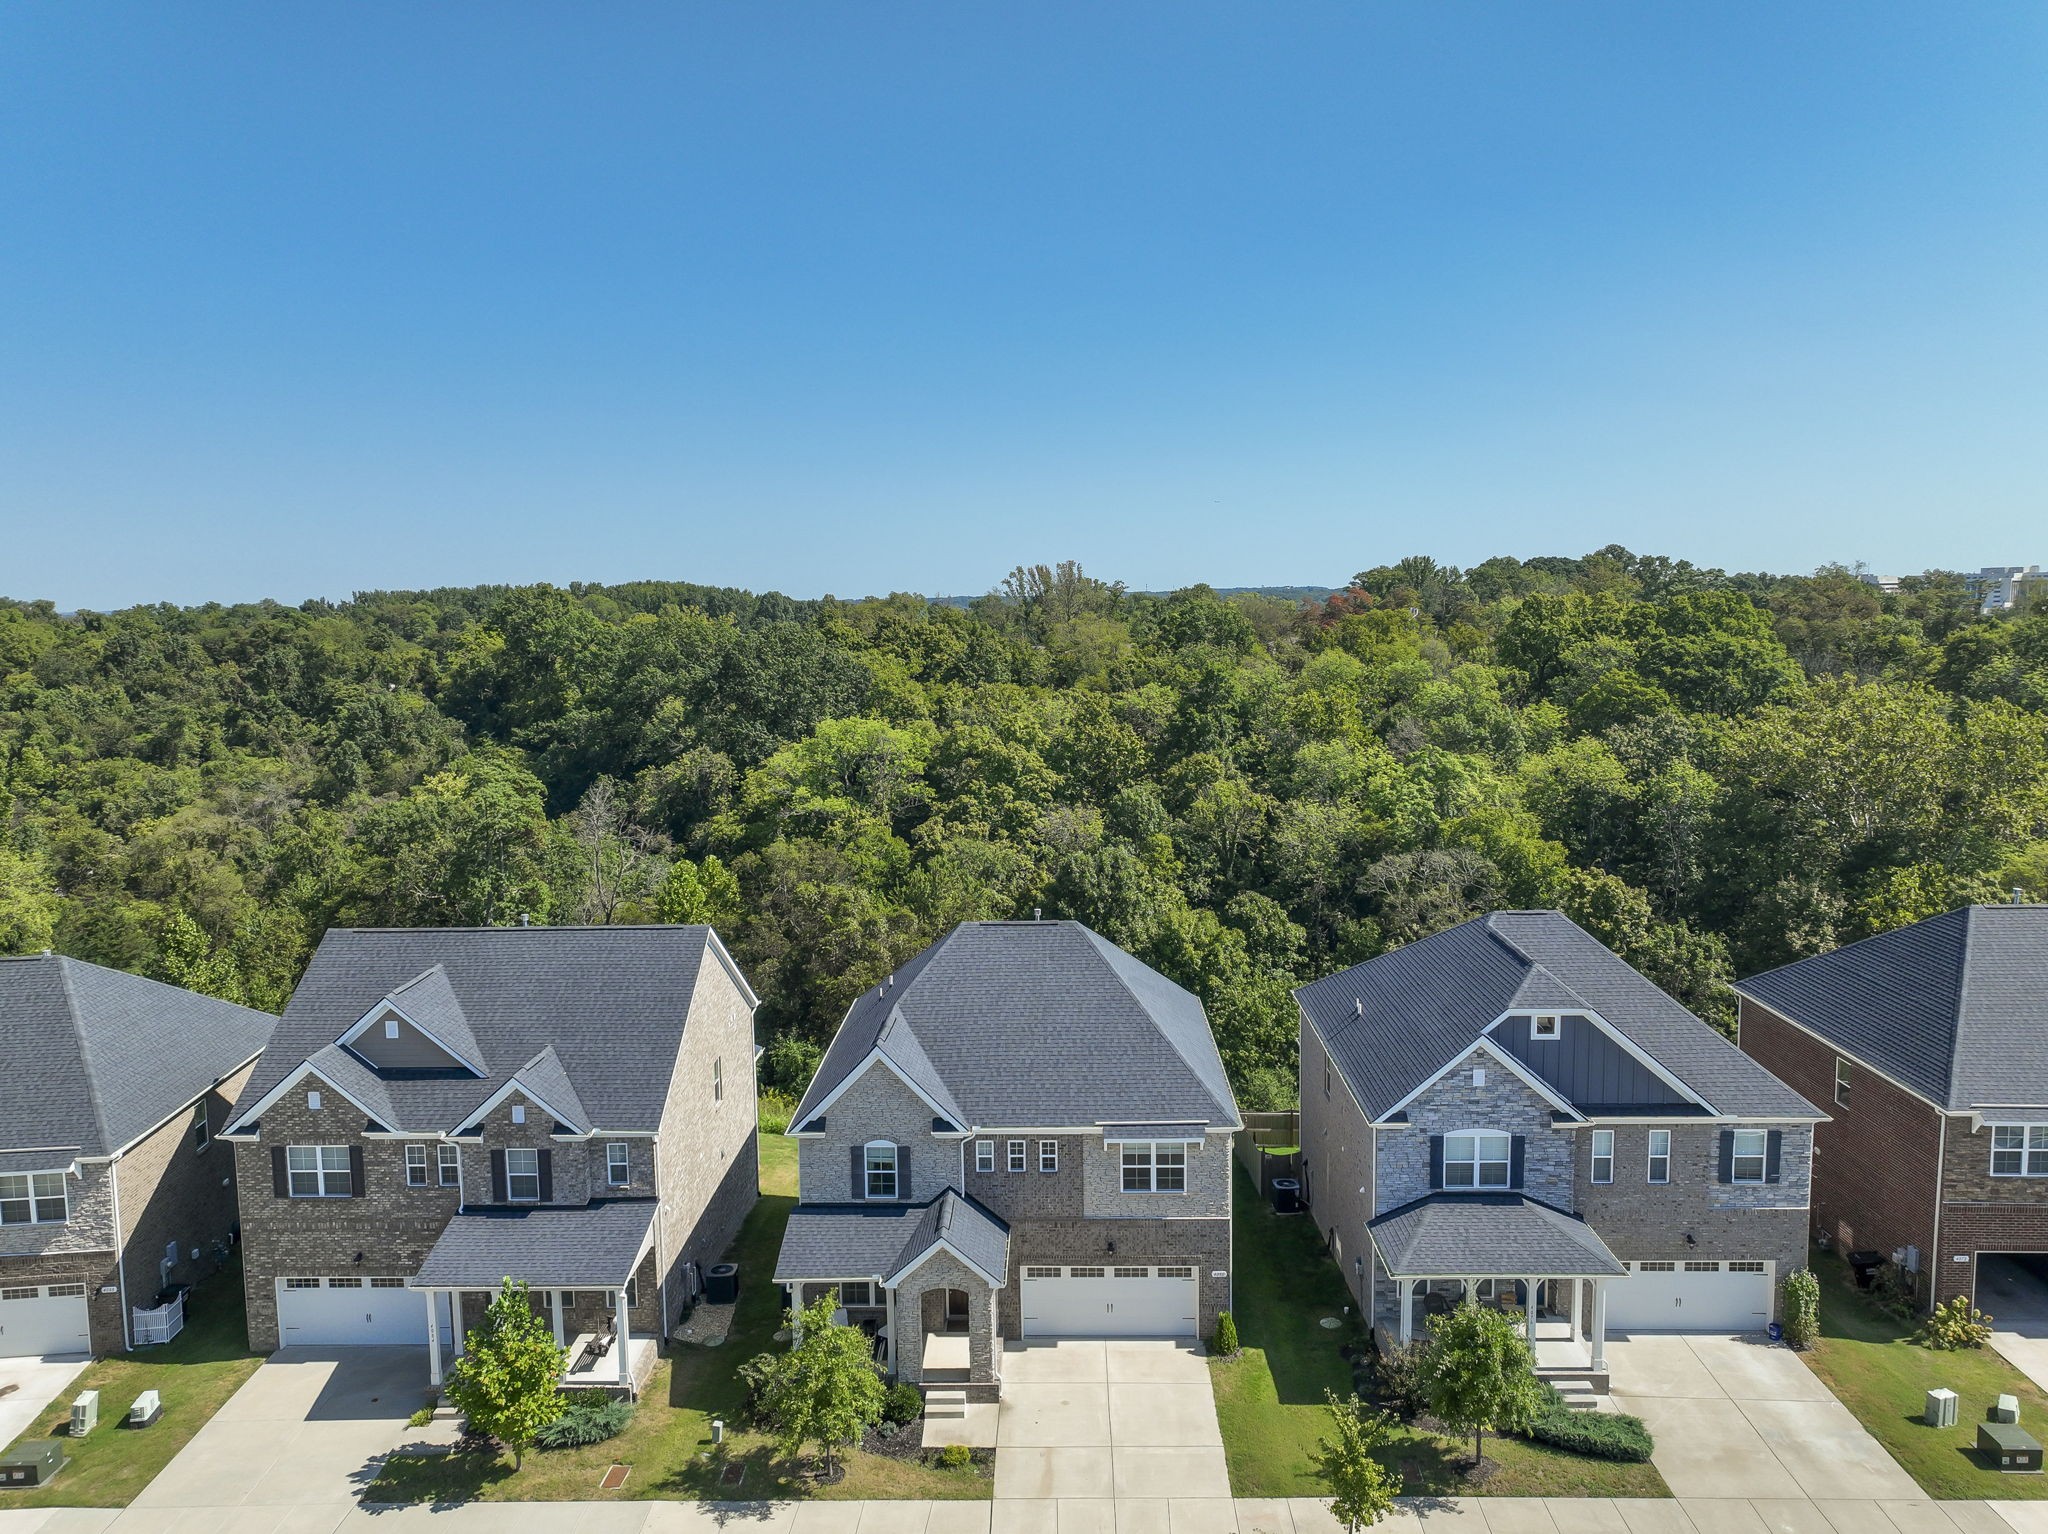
[565,1332,598,1373]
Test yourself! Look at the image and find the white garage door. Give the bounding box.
[1019,1264,1199,1337]
[1608,1260,1772,1332]
[0,1282,92,1358]
[277,1277,423,1346]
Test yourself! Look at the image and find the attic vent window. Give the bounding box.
[511,1105,527,1125]
[1530,1015,1560,1040]
[306,1091,322,1110]
[384,1019,400,1039]
[1471,1068,1486,1087]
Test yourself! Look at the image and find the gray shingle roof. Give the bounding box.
[1735,905,2048,1111]
[1367,1193,1626,1278]
[381,965,486,1071]
[793,921,1239,1132]
[411,1199,656,1289]
[774,1192,1010,1286]
[0,954,275,1157]
[232,926,754,1134]
[1296,911,1820,1122]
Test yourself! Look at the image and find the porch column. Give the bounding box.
[1590,1279,1607,1372]
[884,1284,897,1372]
[1570,1277,1582,1342]
[1397,1279,1413,1347]
[1523,1278,1537,1342]
[551,1290,565,1347]
[426,1291,443,1386]
[452,1293,465,1358]
[617,1287,631,1387]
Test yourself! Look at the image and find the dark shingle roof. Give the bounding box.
[411,1199,656,1289]
[1296,911,1819,1122]
[793,921,1239,1132]
[774,1192,1010,1286]
[0,954,274,1157]
[1735,905,2048,1111]
[1367,1193,1626,1278]
[232,926,753,1134]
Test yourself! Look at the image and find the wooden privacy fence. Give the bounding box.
[1235,1110,1301,1202]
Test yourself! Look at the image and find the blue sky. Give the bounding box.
[3,3,2045,608]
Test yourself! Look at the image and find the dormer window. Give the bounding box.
[1530,1014,1561,1040]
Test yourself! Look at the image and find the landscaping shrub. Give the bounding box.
[1212,1310,1239,1357]
[1521,1384,1654,1462]
[1920,1294,1994,1350]
[534,1390,635,1449]
[737,1351,787,1430]
[1367,1340,1429,1421]
[406,1405,435,1428]
[1869,1263,1919,1321]
[1780,1268,1820,1351]
[884,1382,926,1425]
[937,1444,972,1470]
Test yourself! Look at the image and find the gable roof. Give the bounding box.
[1734,905,2048,1112]
[1296,911,1820,1122]
[343,965,485,1074]
[792,921,1240,1132]
[0,954,274,1157]
[231,925,755,1135]
[774,1190,1010,1289]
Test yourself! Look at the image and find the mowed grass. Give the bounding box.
[368,1131,990,1504]
[1800,1248,2048,1499]
[0,1258,264,1509]
[1212,1165,1669,1499]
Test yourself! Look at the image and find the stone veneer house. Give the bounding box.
[221,925,758,1395]
[774,919,1241,1404]
[0,953,273,1358]
[1736,903,2048,1312]
[1297,912,1823,1384]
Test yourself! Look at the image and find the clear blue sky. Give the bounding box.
[4,3,2045,608]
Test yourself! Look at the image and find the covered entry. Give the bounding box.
[1019,1263,1198,1338]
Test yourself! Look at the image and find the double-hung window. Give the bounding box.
[1729,1128,1768,1183]
[287,1145,352,1198]
[607,1142,631,1186]
[437,1144,460,1187]
[1647,1129,1670,1185]
[0,1172,68,1225]
[1589,1130,1614,1184]
[404,1144,429,1186]
[1445,1132,1512,1189]
[1992,1125,2048,1177]
[975,1140,995,1173]
[1834,1058,1852,1109]
[505,1147,541,1201]
[1121,1141,1187,1192]
[1039,1139,1058,1173]
[864,1141,899,1199]
[1007,1139,1027,1173]
[191,1107,211,1153]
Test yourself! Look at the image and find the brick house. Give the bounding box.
[221,925,758,1395]
[773,919,1241,1403]
[1297,912,1823,1384]
[0,953,272,1359]
[1736,902,2048,1312]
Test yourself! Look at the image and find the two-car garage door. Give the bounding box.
[0,1282,92,1358]
[277,1276,423,1346]
[1019,1264,1199,1337]
[1607,1260,1773,1333]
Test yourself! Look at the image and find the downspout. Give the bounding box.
[109,1155,131,1350]
[1932,1111,1948,1307]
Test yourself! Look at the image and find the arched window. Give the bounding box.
[1442,1131,1511,1189]
[863,1141,899,1200]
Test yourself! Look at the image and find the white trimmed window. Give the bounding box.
[1530,1014,1561,1040]
[1007,1139,1027,1172]
[839,1281,874,1307]
[404,1144,429,1187]
[438,1144,460,1186]
[0,1172,68,1225]
[1730,1128,1768,1184]
[306,1090,322,1110]
[1590,1130,1614,1185]
[975,1140,995,1173]
[864,1141,899,1199]
[1992,1125,2048,1177]
[1647,1130,1670,1185]
[505,1148,541,1201]
[1834,1058,1852,1109]
[287,1145,351,1198]
[1121,1141,1187,1192]
[608,1142,631,1186]
[1446,1132,1512,1189]
[1728,1260,1766,1273]
[191,1106,212,1153]
[1039,1140,1058,1173]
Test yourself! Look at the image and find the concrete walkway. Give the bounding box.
[0,1357,89,1459]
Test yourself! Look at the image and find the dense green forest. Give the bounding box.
[5,548,2047,1110]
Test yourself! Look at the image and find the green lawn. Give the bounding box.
[1800,1247,2048,1499]
[368,1131,991,1504]
[1212,1165,1669,1499]
[0,1258,264,1509]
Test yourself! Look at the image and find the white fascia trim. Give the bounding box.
[223,1060,387,1137]
[337,997,485,1078]
[794,1050,960,1131]
[465,1078,587,1136]
[1483,1006,1714,1115]
[884,1239,1005,1290]
[1378,1037,1584,1125]
[100,1047,268,1161]
[702,927,762,1012]
[1733,994,1945,1114]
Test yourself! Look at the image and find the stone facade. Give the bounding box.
[891,1246,1001,1401]
[1373,1049,1574,1214]
[794,1064,943,1202]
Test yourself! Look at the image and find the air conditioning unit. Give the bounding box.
[70,1389,99,1437]
[1926,1388,1959,1427]
[128,1389,163,1427]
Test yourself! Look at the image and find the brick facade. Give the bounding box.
[1298,1016,1378,1310]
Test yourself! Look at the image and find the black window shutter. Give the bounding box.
[271,1145,288,1197]
[897,1144,912,1201]
[1765,1130,1783,1184]
[538,1149,554,1203]
[491,1148,509,1202]
[1428,1135,1444,1190]
[1716,1130,1734,1184]
[851,1145,864,1198]
[348,1145,366,1198]
[1510,1135,1526,1189]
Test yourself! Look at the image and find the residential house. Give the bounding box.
[221,925,758,1395]
[1297,911,1823,1383]
[774,919,1241,1402]
[1736,903,2048,1312]
[0,953,273,1358]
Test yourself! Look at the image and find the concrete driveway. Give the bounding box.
[0,1355,90,1457]
[1608,1331,1920,1503]
[117,1346,430,1522]
[1977,1256,2048,1396]
[992,1339,1232,1510]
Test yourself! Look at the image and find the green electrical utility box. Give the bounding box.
[1979,1420,2044,1473]
[0,1441,70,1487]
